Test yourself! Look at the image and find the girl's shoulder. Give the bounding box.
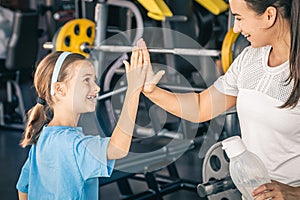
[41,125,84,139]
[43,125,83,132]
[41,125,102,144]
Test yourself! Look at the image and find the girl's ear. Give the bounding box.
[52,82,66,96]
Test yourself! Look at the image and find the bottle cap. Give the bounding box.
[221,136,246,158]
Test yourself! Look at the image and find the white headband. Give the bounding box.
[50,52,72,95]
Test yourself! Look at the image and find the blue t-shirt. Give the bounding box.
[16,126,115,200]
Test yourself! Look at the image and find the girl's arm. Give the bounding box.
[18,191,28,200]
[140,41,236,123]
[106,40,147,160]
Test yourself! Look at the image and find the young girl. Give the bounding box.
[138,0,300,199]
[16,39,148,199]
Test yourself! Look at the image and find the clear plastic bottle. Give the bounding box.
[222,136,271,200]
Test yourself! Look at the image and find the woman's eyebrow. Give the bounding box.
[231,12,240,16]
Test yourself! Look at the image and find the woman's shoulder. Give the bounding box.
[239,45,271,57]
[233,45,271,68]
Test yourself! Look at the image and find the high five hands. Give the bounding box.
[123,38,165,94]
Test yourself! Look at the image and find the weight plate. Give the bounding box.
[202,142,241,200]
[55,18,95,57]
[221,28,239,73]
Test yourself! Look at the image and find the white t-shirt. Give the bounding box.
[214,45,300,186]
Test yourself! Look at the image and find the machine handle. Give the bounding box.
[197,176,236,197]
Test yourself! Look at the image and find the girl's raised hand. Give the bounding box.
[138,39,165,93]
[123,39,148,94]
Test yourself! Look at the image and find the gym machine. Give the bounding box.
[0,10,39,129]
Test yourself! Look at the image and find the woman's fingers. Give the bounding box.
[138,49,143,69]
[153,70,165,82]
[140,40,150,63]
[142,60,149,77]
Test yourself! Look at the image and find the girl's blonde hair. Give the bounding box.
[20,51,85,147]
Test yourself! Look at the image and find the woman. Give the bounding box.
[138,0,300,199]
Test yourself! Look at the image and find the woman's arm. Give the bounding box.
[107,40,147,160]
[140,40,236,123]
[253,180,300,200]
[18,191,28,200]
[143,85,236,123]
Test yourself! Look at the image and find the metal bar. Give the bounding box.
[43,42,53,50]
[82,44,221,57]
[97,86,127,101]
[43,42,220,57]
[94,2,108,78]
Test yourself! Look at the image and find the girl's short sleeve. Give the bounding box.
[74,136,115,180]
[16,148,32,193]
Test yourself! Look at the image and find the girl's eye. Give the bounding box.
[84,78,90,83]
[235,17,241,21]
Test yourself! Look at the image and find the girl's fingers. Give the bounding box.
[123,60,130,72]
[137,38,143,48]
[133,48,140,69]
[130,46,138,69]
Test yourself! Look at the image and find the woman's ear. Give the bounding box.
[265,6,277,27]
[52,82,66,96]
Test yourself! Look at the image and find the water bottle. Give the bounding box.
[221,136,271,200]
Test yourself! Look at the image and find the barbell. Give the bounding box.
[84,44,221,57]
[43,18,220,57]
[44,41,221,57]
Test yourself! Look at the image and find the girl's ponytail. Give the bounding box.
[20,103,51,147]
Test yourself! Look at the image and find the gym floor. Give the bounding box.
[0,127,206,200]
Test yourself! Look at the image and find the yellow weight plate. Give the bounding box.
[138,0,172,21]
[155,0,172,17]
[195,0,228,15]
[55,18,95,57]
[221,28,240,73]
[147,12,166,21]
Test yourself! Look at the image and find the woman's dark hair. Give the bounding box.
[245,0,299,108]
[20,52,85,147]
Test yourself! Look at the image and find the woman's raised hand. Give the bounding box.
[138,38,165,93]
